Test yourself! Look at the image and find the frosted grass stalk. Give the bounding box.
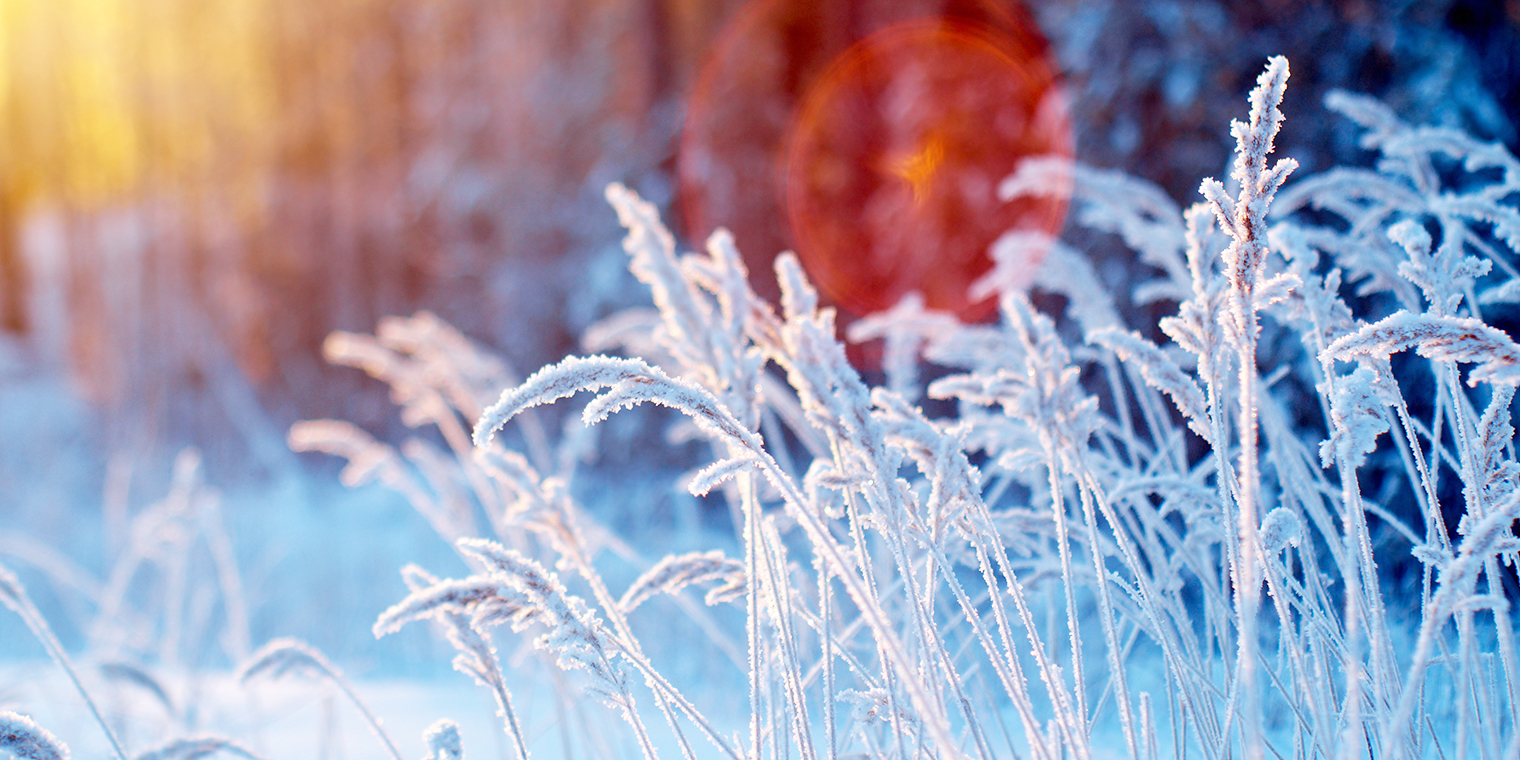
[963,504,1087,759]
[0,564,127,760]
[1044,459,1090,730]
[1070,464,1140,760]
[742,472,763,760]
[814,554,837,760]
[923,534,1054,760]
[518,485,705,760]
[755,514,817,760]
[393,564,530,760]
[1198,55,1297,759]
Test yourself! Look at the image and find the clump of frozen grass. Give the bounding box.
[0,712,70,760]
[378,563,528,760]
[375,538,736,760]
[421,720,464,760]
[291,56,1520,760]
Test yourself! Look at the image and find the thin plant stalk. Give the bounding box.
[0,564,129,760]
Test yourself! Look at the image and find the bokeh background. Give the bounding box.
[0,0,1516,673]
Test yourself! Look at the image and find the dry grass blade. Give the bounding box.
[238,637,336,682]
[99,662,176,719]
[238,638,404,760]
[474,356,762,459]
[1090,328,1209,439]
[287,420,401,488]
[1325,311,1520,386]
[130,736,263,760]
[373,576,539,638]
[618,550,746,614]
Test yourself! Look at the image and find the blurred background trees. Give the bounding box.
[0,0,747,482]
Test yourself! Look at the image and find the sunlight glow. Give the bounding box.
[885,133,946,206]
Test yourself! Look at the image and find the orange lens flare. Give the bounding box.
[680,0,1072,343]
[785,19,1069,321]
[884,131,946,207]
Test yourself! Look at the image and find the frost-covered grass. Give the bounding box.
[6,56,1520,760]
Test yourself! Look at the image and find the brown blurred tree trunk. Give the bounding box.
[0,202,24,334]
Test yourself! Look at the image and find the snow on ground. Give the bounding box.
[3,660,525,760]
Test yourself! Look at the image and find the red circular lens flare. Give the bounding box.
[680,0,1070,327]
[786,20,1070,321]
